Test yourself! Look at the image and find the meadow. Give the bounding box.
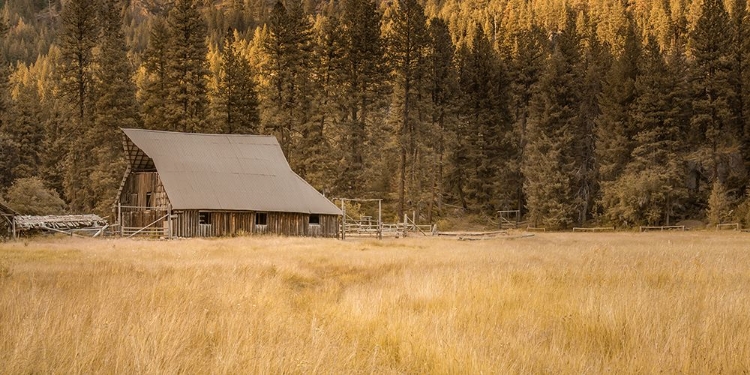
[1,232,749,374]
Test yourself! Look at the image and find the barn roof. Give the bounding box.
[121,129,341,215]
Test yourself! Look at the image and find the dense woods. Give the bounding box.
[2,0,750,229]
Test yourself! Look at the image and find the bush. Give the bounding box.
[5,177,66,215]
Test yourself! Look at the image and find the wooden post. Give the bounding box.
[11,217,16,241]
[341,199,346,240]
[118,202,122,237]
[167,204,172,239]
[403,214,408,238]
[378,199,382,240]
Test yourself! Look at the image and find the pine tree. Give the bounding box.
[57,0,100,212]
[426,17,457,220]
[164,0,210,133]
[507,25,547,215]
[299,6,343,191]
[141,16,171,130]
[689,0,737,189]
[458,24,512,213]
[729,0,750,188]
[90,0,140,216]
[602,37,688,226]
[5,65,44,180]
[214,28,259,134]
[335,0,387,196]
[263,0,313,166]
[522,12,583,229]
[57,0,99,128]
[596,15,639,215]
[384,0,430,218]
[576,17,609,224]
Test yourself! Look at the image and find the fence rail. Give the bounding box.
[572,227,615,232]
[716,223,740,231]
[639,225,685,232]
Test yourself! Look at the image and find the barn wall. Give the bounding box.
[171,211,339,238]
[119,172,170,235]
[172,211,255,238]
[119,172,169,208]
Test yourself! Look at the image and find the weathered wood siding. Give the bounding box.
[119,172,169,235]
[172,211,339,238]
[119,172,168,208]
[173,211,255,238]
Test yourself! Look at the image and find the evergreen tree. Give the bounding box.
[384,0,430,218]
[426,17,457,220]
[57,0,100,212]
[602,38,688,226]
[596,15,640,216]
[335,0,387,196]
[214,28,259,134]
[576,18,608,224]
[507,25,547,215]
[522,13,583,229]
[5,66,44,180]
[458,24,512,213]
[300,7,343,191]
[90,0,140,216]
[689,0,738,189]
[729,0,750,187]
[57,0,99,127]
[262,0,313,166]
[141,16,171,130]
[165,0,210,133]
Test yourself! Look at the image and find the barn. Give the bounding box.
[116,128,341,238]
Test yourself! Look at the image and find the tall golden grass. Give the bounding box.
[1,232,750,374]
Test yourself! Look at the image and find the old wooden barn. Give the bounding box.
[116,129,341,238]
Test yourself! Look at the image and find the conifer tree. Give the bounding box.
[602,37,688,226]
[57,0,100,212]
[57,0,99,128]
[522,13,583,229]
[384,0,430,218]
[335,0,387,196]
[141,17,171,130]
[164,0,210,133]
[426,17,457,219]
[300,7,343,191]
[214,28,259,134]
[90,0,140,216]
[507,25,547,215]
[263,0,313,166]
[689,0,737,188]
[459,24,512,213]
[596,15,639,213]
[5,66,44,180]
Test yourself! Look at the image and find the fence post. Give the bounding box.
[378,199,382,240]
[118,202,122,237]
[341,199,346,240]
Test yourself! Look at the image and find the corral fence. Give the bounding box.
[572,227,615,232]
[639,225,685,232]
[716,223,740,231]
[117,204,171,238]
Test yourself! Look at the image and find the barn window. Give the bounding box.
[145,192,153,207]
[309,214,320,225]
[199,212,211,225]
[256,212,268,225]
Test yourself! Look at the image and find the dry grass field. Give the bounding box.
[1,232,750,374]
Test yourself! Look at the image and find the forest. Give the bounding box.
[0,0,749,229]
